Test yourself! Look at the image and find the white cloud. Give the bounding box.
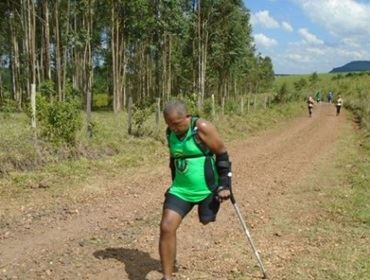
[306,47,325,56]
[278,39,370,73]
[296,0,370,41]
[281,21,293,32]
[336,48,366,59]
[286,53,311,63]
[252,0,370,74]
[298,28,324,45]
[341,38,361,49]
[254,33,278,48]
[251,10,280,28]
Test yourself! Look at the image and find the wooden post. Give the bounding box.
[31,83,36,129]
[128,96,133,135]
[254,94,257,110]
[221,96,225,115]
[241,96,244,114]
[211,94,215,118]
[247,95,250,113]
[264,95,268,109]
[156,97,161,132]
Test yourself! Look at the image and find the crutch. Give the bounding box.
[227,168,269,279]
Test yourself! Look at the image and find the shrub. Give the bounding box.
[182,93,200,115]
[0,98,19,113]
[38,80,55,99]
[202,98,216,119]
[36,95,82,145]
[131,100,156,136]
[93,93,109,109]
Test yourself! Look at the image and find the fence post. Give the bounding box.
[247,95,250,113]
[128,96,133,135]
[31,83,36,129]
[241,96,244,114]
[264,95,268,109]
[254,94,257,110]
[211,94,215,118]
[221,96,225,115]
[156,97,161,132]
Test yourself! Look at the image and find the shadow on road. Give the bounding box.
[94,247,160,280]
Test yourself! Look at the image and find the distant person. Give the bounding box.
[315,91,321,103]
[307,95,315,117]
[336,96,343,116]
[327,91,333,103]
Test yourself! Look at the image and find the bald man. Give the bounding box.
[159,100,231,280]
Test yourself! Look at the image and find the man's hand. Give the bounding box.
[217,187,231,202]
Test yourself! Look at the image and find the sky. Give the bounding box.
[243,0,370,74]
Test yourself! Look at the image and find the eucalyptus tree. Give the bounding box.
[6,0,22,108]
[256,55,274,92]
[205,0,255,99]
[0,1,7,103]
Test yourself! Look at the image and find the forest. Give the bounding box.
[0,0,274,114]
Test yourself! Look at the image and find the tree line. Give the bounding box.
[0,0,274,113]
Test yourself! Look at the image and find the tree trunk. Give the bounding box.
[85,0,94,137]
[9,10,21,108]
[162,33,167,101]
[43,0,51,80]
[62,0,71,99]
[122,39,127,109]
[22,0,30,100]
[0,72,3,104]
[111,1,125,112]
[30,0,36,85]
[111,3,117,112]
[55,0,62,101]
[167,35,172,100]
[201,24,208,101]
[197,0,202,110]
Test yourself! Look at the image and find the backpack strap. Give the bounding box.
[166,127,171,148]
[191,116,212,156]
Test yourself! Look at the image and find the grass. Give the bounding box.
[280,122,370,280]
[0,102,303,200]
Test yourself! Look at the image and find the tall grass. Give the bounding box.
[0,101,303,191]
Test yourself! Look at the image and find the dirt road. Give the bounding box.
[0,103,351,279]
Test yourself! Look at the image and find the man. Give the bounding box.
[307,95,314,117]
[159,100,231,280]
[336,96,343,116]
[327,91,333,103]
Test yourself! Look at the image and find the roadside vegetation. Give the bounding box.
[274,72,370,279]
[0,99,303,192]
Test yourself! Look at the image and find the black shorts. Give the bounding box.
[163,192,220,223]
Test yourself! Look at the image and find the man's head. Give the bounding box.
[163,100,190,136]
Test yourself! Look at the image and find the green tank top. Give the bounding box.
[167,117,218,202]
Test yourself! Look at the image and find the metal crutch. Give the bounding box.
[227,168,269,279]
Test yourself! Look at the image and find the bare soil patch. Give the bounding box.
[0,103,355,279]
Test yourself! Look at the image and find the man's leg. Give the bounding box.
[159,208,182,280]
[198,193,220,225]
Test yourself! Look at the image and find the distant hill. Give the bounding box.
[330,60,370,73]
